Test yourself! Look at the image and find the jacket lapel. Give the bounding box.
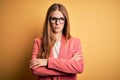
[58,36,67,58]
[50,36,67,58]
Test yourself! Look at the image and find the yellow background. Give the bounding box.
[0,0,120,80]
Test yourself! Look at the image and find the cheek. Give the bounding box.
[60,24,64,29]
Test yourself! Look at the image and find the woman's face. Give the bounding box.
[50,10,65,33]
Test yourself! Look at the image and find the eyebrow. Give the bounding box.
[50,17,65,18]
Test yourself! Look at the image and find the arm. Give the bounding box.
[31,38,68,76]
[47,39,84,74]
[33,67,67,76]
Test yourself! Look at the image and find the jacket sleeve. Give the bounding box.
[47,39,84,74]
[33,67,67,76]
[31,38,68,76]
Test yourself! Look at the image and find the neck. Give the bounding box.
[55,32,62,42]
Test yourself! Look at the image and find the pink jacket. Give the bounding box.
[31,36,84,80]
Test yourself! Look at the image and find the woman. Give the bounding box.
[29,3,84,80]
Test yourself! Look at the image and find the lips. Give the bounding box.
[53,26,61,29]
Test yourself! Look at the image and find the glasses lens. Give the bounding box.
[59,18,65,24]
[50,17,56,23]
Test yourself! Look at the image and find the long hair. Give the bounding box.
[38,3,71,58]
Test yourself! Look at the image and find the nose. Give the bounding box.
[55,19,60,25]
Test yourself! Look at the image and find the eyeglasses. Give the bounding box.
[49,17,65,24]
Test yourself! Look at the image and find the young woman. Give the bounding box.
[29,3,84,80]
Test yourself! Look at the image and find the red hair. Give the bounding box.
[38,3,71,58]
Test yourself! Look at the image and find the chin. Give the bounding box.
[54,30,62,33]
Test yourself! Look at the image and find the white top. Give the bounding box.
[53,41,61,58]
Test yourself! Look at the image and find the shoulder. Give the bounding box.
[34,37,41,42]
[68,37,81,43]
[67,37,81,45]
[33,37,42,45]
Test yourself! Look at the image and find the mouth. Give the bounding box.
[54,26,61,29]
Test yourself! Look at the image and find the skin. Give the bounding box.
[50,10,65,41]
[29,10,82,69]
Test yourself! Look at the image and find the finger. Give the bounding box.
[30,61,39,67]
[29,59,37,63]
[29,64,34,69]
[74,53,80,55]
[76,55,83,59]
[74,53,82,56]
[75,55,82,57]
[74,54,83,58]
[29,61,35,67]
[29,60,39,68]
[30,59,39,65]
[29,62,39,69]
[77,57,83,61]
[32,64,41,69]
[29,62,36,69]
[74,58,82,61]
[71,56,83,61]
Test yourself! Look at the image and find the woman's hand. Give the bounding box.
[29,59,47,69]
[71,53,83,61]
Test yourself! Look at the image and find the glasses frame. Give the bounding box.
[49,17,66,24]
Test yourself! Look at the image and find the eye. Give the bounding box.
[50,17,57,20]
[49,17,65,24]
[60,17,65,20]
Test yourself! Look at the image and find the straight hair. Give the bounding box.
[38,3,71,58]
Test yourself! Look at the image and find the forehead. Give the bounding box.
[51,10,64,17]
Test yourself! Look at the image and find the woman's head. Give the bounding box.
[49,10,65,33]
[39,3,71,58]
[43,3,71,40]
